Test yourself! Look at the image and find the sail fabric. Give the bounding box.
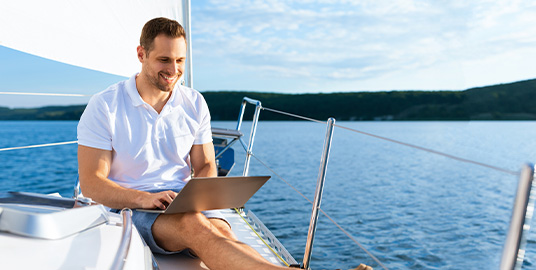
[0,0,189,79]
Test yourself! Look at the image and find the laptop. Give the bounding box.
[137,176,270,214]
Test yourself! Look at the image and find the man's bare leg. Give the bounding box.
[208,218,237,240]
[185,219,239,258]
[153,212,288,270]
[208,218,276,262]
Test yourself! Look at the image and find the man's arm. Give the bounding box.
[190,142,218,178]
[78,145,175,209]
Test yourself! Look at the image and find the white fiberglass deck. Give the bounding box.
[0,204,294,270]
[0,207,149,270]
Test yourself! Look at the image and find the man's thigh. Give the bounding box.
[150,210,230,253]
[151,212,193,253]
[131,210,188,255]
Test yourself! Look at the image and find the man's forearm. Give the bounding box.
[78,145,151,209]
[194,161,218,177]
[190,142,218,178]
[80,174,150,209]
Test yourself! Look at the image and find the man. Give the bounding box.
[77,17,289,269]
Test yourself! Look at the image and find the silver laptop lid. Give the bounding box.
[139,176,270,214]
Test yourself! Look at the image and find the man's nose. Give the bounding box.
[168,62,182,75]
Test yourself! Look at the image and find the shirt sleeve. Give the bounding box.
[77,95,113,150]
[193,94,213,145]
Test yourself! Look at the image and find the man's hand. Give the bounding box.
[139,190,177,209]
[352,264,373,270]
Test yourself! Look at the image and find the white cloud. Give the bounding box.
[192,0,536,91]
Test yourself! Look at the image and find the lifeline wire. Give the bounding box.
[333,124,518,176]
[262,107,325,124]
[262,106,518,176]
[0,141,78,152]
[250,153,389,270]
[0,92,91,97]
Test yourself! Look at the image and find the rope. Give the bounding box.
[233,208,290,267]
[261,106,519,176]
[250,153,389,270]
[0,92,91,97]
[0,141,78,152]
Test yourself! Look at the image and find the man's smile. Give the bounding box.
[160,73,178,83]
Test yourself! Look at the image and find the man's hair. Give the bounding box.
[140,17,186,54]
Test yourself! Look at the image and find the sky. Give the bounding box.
[1,0,536,108]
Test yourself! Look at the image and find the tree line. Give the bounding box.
[1,78,535,121]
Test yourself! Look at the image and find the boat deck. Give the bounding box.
[0,205,149,269]
[0,199,296,269]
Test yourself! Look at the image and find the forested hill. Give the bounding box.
[1,78,535,121]
[206,78,536,121]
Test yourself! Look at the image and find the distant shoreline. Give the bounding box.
[1,78,535,121]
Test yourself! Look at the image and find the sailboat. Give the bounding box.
[0,1,535,269]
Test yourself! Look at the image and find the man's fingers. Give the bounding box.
[143,191,178,209]
[153,198,167,209]
[156,191,176,209]
[167,191,177,200]
[162,191,175,203]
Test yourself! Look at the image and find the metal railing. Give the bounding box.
[236,97,263,176]
[234,98,536,269]
[234,97,339,269]
[500,164,535,270]
[111,208,133,270]
[303,117,336,269]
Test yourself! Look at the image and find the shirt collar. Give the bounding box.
[167,83,178,104]
[126,73,145,107]
[126,73,182,112]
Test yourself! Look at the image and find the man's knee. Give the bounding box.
[172,212,213,234]
[153,212,214,250]
[209,218,236,240]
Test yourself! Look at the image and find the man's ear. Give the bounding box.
[137,46,145,63]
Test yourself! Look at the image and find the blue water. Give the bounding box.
[1,120,535,270]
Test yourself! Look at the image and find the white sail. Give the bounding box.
[0,0,192,86]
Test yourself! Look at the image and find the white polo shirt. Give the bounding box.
[77,74,213,191]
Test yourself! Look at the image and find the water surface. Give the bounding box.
[1,120,535,269]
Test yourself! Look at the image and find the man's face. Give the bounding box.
[138,35,187,92]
